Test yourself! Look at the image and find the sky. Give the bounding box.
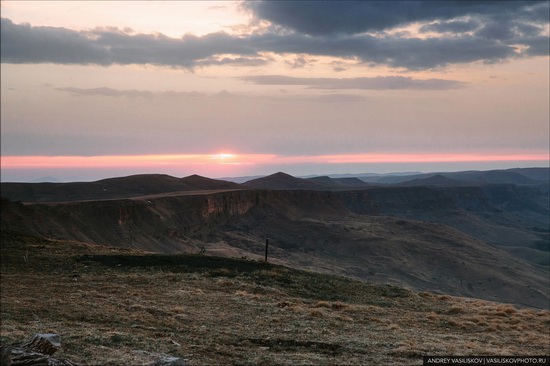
[1,1,549,182]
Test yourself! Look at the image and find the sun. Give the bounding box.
[210,153,236,161]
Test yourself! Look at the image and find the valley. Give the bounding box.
[1,168,549,308]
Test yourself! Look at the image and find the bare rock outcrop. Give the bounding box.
[1,333,79,366]
[1,334,188,366]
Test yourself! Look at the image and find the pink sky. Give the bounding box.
[1,1,548,181]
[2,152,548,181]
[4,152,549,169]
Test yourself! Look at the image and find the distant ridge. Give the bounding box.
[242,172,358,190]
[307,176,369,188]
[32,176,61,183]
[0,174,243,203]
[360,168,548,185]
[98,174,191,192]
[397,174,473,187]
[2,168,548,202]
[449,170,540,185]
[507,167,550,181]
[243,172,326,190]
[180,174,243,190]
[220,175,265,184]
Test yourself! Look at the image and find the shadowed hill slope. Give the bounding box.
[307,176,369,188]
[397,174,472,187]
[243,172,336,190]
[244,172,368,190]
[508,167,550,181]
[361,168,549,185]
[180,174,243,190]
[0,174,244,202]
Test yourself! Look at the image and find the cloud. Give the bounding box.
[54,85,366,103]
[195,56,269,67]
[1,4,548,72]
[521,35,550,56]
[0,18,258,68]
[0,18,110,65]
[251,32,522,69]
[242,1,547,35]
[58,87,154,98]
[56,86,205,98]
[240,75,466,90]
[420,19,481,34]
[285,56,308,68]
[242,1,548,68]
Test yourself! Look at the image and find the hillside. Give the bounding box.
[397,174,472,187]
[243,172,332,190]
[1,231,549,365]
[244,173,369,190]
[365,185,549,266]
[508,167,550,181]
[0,174,243,202]
[360,168,549,186]
[2,184,548,308]
[307,176,369,188]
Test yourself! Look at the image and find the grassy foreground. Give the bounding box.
[1,231,549,365]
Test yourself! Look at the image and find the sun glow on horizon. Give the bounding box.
[2,151,548,170]
[210,153,237,160]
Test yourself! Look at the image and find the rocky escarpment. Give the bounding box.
[0,190,378,253]
[2,186,549,308]
[1,184,547,253]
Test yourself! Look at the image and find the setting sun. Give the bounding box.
[211,153,237,161]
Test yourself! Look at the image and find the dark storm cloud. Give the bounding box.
[247,32,517,70]
[92,29,257,67]
[1,0,548,72]
[0,18,258,68]
[242,0,547,35]
[240,75,466,90]
[476,21,519,40]
[242,0,548,68]
[0,18,110,65]
[521,35,550,56]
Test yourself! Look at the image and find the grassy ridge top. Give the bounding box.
[1,231,549,365]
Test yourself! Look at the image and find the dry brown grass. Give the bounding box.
[1,231,549,365]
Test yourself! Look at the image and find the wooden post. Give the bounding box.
[264,238,269,262]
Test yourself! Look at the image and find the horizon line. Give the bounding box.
[2,151,549,169]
